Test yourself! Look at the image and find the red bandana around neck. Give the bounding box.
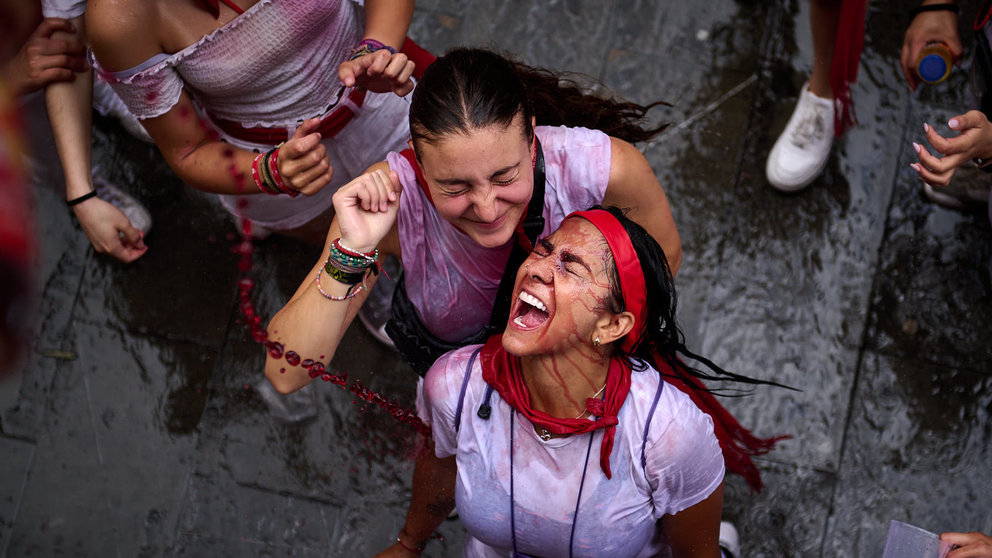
[480,336,631,479]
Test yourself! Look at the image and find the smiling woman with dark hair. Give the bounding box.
[377,207,753,558]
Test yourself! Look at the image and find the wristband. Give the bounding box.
[66,190,98,207]
[909,3,959,21]
[395,529,427,554]
[349,38,397,61]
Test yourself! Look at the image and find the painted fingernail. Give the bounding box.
[949,118,959,129]
[912,142,921,153]
[910,163,921,171]
[923,122,930,133]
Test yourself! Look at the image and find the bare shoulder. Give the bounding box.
[86,0,161,71]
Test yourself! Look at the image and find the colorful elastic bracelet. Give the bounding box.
[395,530,427,554]
[334,238,378,261]
[315,266,366,301]
[66,190,98,207]
[329,247,374,269]
[349,38,397,61]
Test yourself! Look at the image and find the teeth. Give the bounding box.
[513,316,526,327]
[519,292,547,312]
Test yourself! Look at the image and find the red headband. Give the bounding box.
[565,209,646,352]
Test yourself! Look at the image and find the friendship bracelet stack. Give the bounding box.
[251,143,298,197]
[349,38,397,61]
[315,238,379,301]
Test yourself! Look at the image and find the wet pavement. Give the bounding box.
[2,1,991,556]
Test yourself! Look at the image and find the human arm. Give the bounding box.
[337,0,416,96]
[4,18,86,96]
[265,164,402,394]
[911,111,992,186]
[372,444,457,558]
[661,481,724,558]
[943,532,992,558]
[86,3,332,197]
[602,137,682,275]
[900,0,962,91]
[44,15,148,262]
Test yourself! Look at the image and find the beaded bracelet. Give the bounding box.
[395,529,427,554]
[329,247,374,269]
[349,38,397,61]
[315,266,366,301]
[334,238,378,262]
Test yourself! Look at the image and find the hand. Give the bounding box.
[910,112,992,186]
[371,542,422,558]
[332,168,402,252]
[277,118,333,195]
[73,197,148,263]
[943,531,992,558]
[338,49,415,97]
[901,9,962,91]
[4,18,87,96]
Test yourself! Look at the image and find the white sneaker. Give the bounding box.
[766,82,835,192]
[91,171,152,235]
[719,521,740,558]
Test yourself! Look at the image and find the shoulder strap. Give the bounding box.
[454,347,483,432]
[487,138,546,330]
[640,376,665,470]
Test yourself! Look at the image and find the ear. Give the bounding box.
[594,311,635,347]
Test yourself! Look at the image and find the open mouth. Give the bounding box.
[511,290,550,329]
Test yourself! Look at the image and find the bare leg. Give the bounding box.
[808,0,842,98]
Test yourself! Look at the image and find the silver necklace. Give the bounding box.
[538,384,607,442]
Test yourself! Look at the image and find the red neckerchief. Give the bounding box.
[192,0,245,18]
[480,335,631,479]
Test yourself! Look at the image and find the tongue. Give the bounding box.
[519,304,549,328]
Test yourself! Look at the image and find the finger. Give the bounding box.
[910,161,956,187]
[298,166,334,195]
[949,110,988,132]
[393,61,416,96]
[36,18,75,39]
[37,67,76,84]
[900,46,920,91]
[290,157,332,192]
[914,142,967,173]
[924,122,959,155]
[37,37,86,56]
[282,143,328,184]
[338,60,359,87]
[388,170,403,199]
[365,50,392,78]
[281,120,323,159]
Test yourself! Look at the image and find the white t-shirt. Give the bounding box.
[387,125,612,343]
[418,345,725,558]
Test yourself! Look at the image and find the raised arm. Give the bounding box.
[602,137,683,274]
[661,481,724,558]
[86,2,332,197]
[265,164,402,393]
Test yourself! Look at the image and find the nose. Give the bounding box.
[527,257,553,283]
[470,186,499,222]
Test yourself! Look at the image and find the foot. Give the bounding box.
[719,521,740,558]
[766,82,835,192]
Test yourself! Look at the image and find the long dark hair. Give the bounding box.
[594,206,790,392]
[409,48,667,148]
